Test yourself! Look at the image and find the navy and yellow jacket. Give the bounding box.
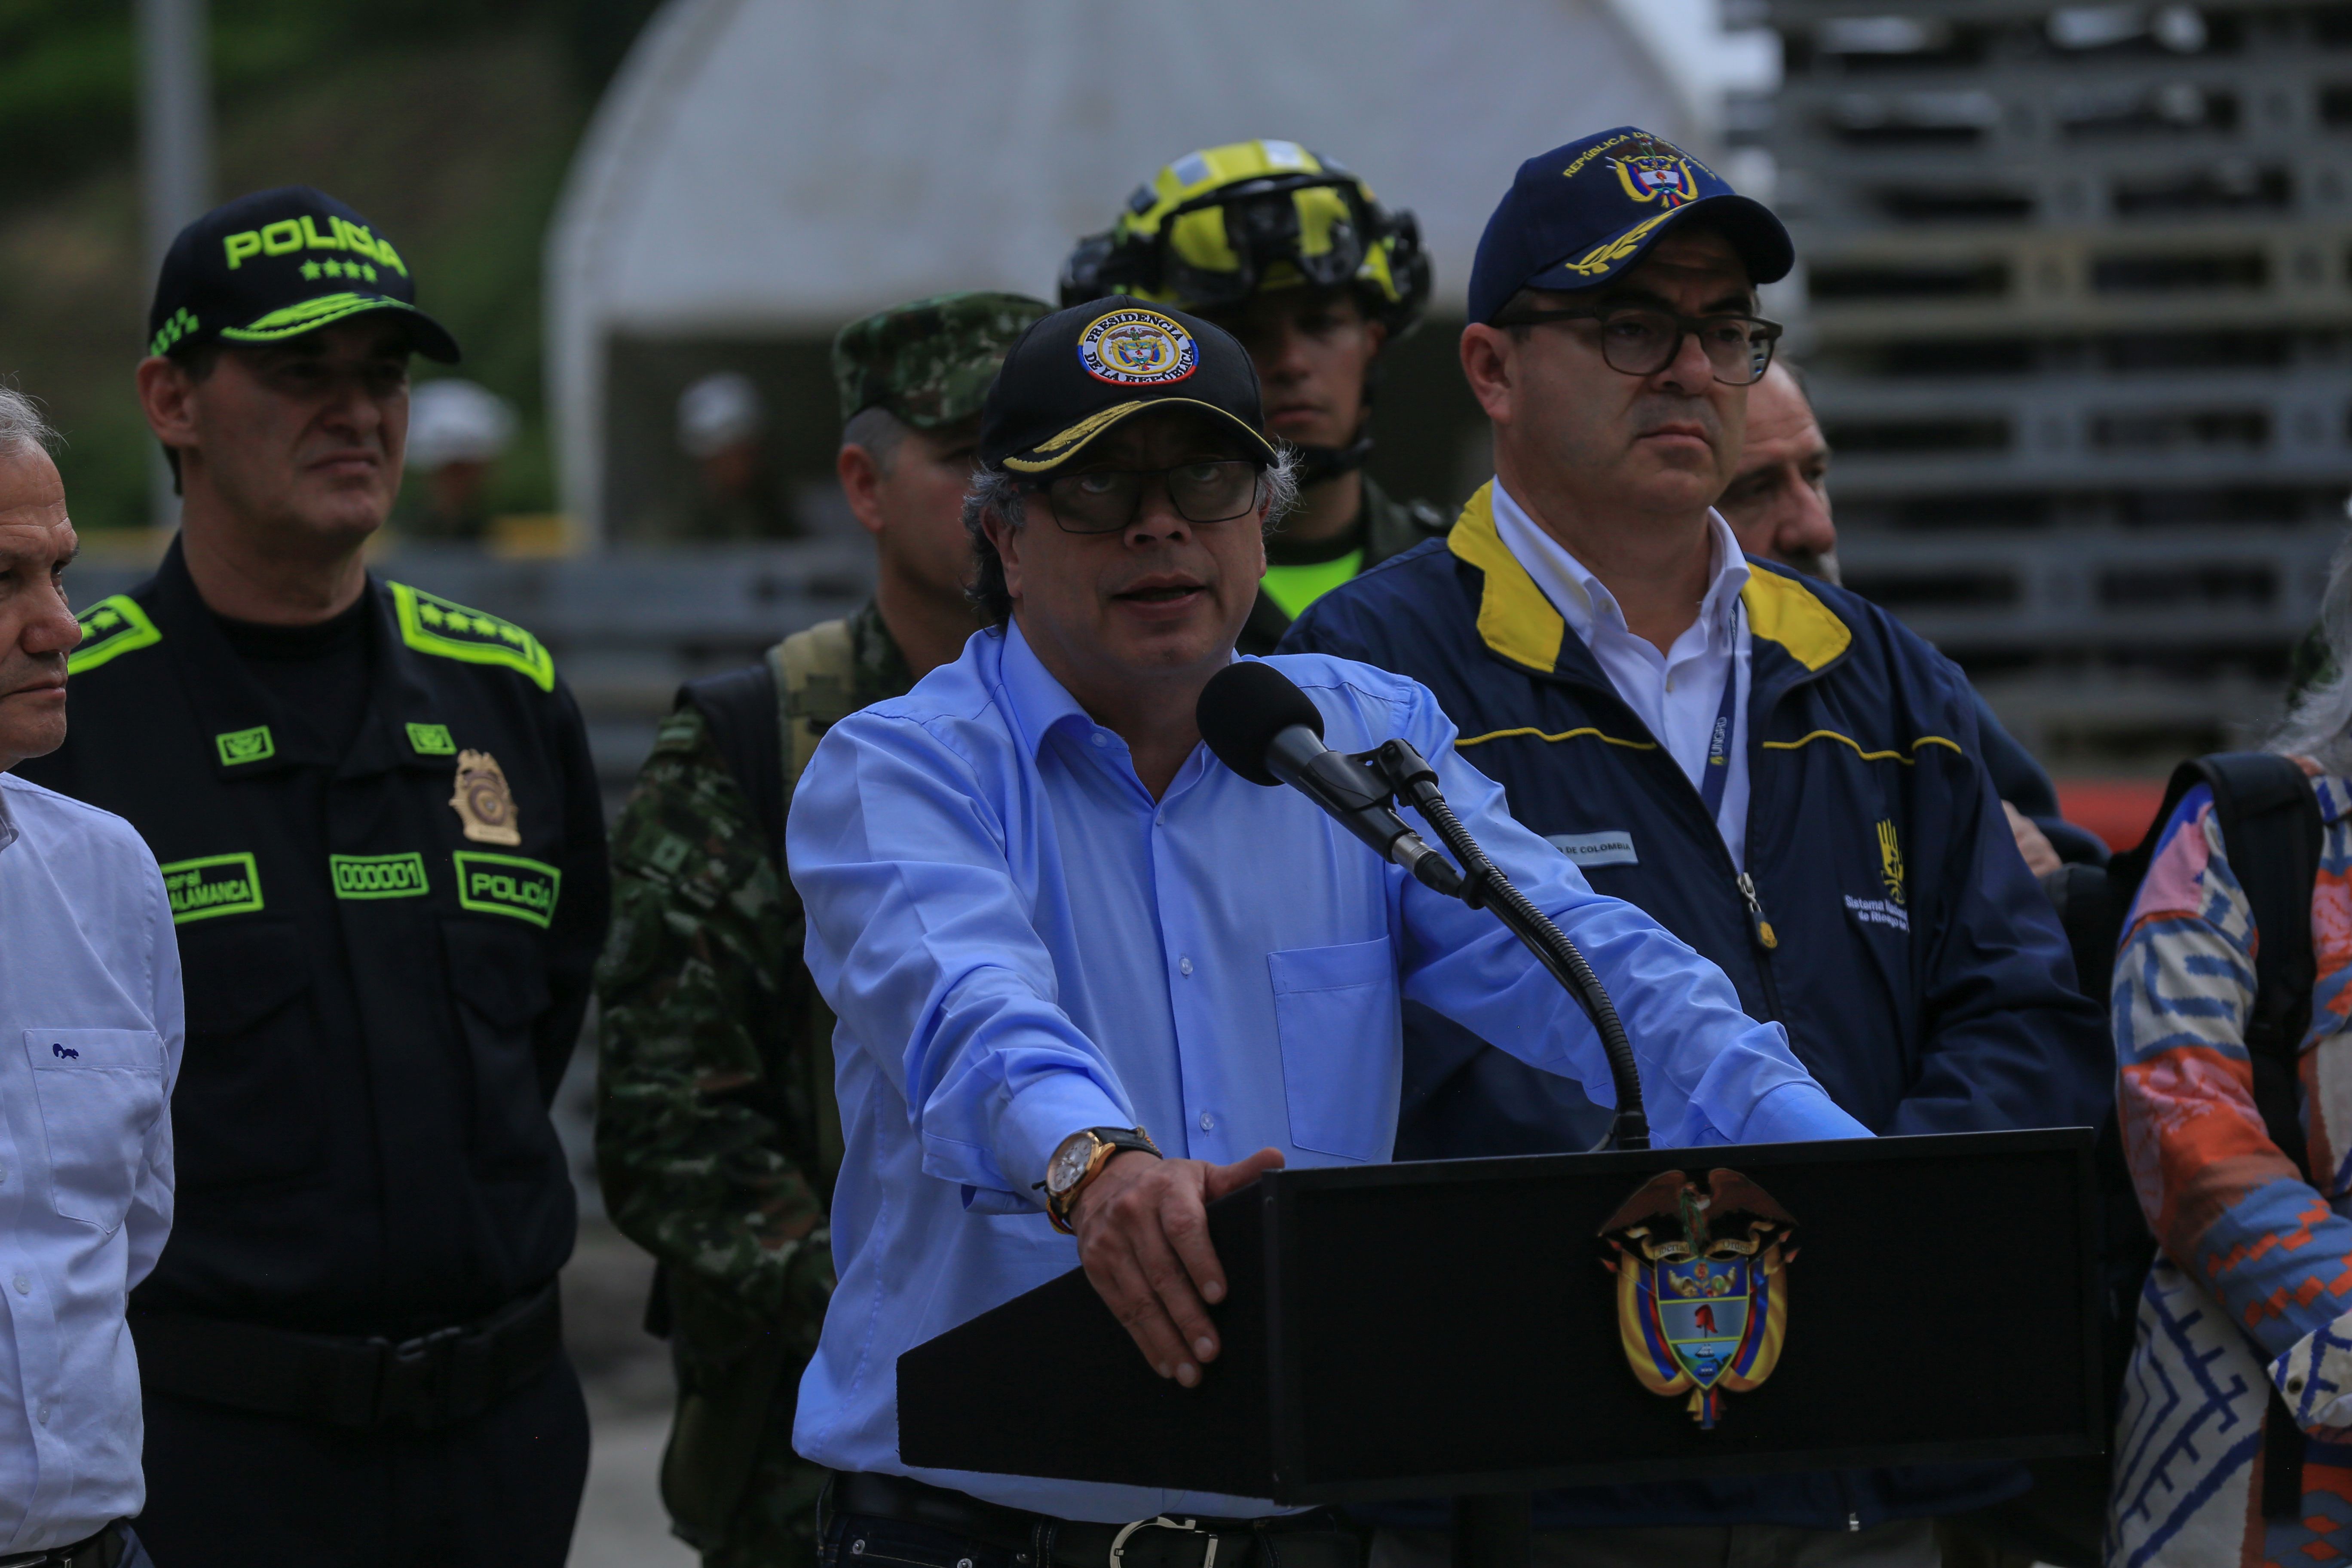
[1282,484,2110,1530]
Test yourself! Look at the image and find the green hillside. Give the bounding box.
[0,0,658,531]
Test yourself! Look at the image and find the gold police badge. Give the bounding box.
[1599,1168,1797,1429]
[450,748,522,845]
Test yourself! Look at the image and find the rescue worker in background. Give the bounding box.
[1281,129,2110,1568]
[18,186,610,1568]
[1715,362,2107,874]
[396,377,514,542]
[1061,139,1448,652]
[595,290,1049,1568]
[662,370,799,540]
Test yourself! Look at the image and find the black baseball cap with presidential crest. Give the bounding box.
[1466,128,1793,325]
[979,296,1275,475]
[146,186,460,364]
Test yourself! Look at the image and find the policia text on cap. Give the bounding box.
[19,185,610,1568]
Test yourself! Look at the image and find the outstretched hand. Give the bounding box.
[1070,1146,1286,1387]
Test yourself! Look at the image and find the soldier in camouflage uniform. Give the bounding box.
[595,290,1050,1568]
[1060,139,1449,653]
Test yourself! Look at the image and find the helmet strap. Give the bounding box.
[1292,431,1375,486]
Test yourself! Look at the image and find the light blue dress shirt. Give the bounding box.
[786,624,1865,1523]
[0,773,182,1552]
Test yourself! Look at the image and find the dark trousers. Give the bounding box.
[134,1352,588,1567]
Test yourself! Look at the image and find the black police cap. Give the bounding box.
[146,186,460,364]
[979,297,1274,475]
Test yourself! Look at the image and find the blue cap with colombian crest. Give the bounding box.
[1466,128,1793,325]
[145,186,460,364]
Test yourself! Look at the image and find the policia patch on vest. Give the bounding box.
[389,582,555,692]
[453,851,561,928]
[161,853,264,924]
[66,596,164,675]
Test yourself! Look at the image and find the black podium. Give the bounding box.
[900,1128,2101,1553]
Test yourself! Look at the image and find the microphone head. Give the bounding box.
[1198,660,1325,787]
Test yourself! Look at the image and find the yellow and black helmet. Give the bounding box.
[1060,140,1431,338]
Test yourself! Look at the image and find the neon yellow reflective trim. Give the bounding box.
[1455,725,1657,751]
[1446,483,1565,674]
[1760,730,1963,764]
[214,726,275,766]
[405,722,456,756]
[1261,551,1363,621]
[220,292,419,343]
[331,852,430,900]
[453,851,561,928]
[160,853,263,924]
[67,595,162,674]
[1740,570,1852,672]
[389,582,555,692]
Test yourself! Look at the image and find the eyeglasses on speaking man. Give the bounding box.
[1021,459,1272,534]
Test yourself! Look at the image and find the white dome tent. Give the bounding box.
[546,0,1705,543]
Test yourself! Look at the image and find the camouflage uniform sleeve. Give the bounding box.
[594,704,832,1326]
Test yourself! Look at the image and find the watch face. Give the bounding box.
[1047,1135,1097,1195]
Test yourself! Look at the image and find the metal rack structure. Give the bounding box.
[1750,0,2352,763]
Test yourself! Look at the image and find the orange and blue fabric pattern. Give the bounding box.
[2109,773,2352,1566]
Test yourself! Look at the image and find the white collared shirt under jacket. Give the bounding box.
[1488,478,1754,869]
[0,771,182,1553]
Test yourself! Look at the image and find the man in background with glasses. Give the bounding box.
[785,295,1868,1568]
[1283,128,2108,1568]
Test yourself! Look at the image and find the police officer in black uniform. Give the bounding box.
[19,187,608,1568]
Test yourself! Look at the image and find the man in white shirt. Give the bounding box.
[0,386,181,1567]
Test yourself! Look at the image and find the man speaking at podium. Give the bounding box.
[784,297,1868,1562]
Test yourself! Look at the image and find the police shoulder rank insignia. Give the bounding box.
[1599,1167,1797,1429]
[388,582,555,692]
[67,594,163,675]
[450,748,522,845]
[1078,307,1198,386]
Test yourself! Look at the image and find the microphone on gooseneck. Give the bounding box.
[1197,662,1464,896]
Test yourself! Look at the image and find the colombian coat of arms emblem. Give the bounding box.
[1612,149,1699,208]
[1599,1167,1797,1428]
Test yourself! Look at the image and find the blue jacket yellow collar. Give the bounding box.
[1445,481,1852,677]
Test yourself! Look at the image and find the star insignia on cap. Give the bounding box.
[322,260,344,279]
[300,260,322,281]
[362,265,379,283]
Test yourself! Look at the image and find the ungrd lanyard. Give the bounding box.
[1697,609,1743,821]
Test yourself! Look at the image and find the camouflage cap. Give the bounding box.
[831,291,1050,429]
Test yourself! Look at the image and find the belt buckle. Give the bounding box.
[377,1323,463,1423]
[1108,1516,1220,1568]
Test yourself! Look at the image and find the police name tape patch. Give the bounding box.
[331,852,430,900]
[454,851,561,928]
[1842,894,1909,934]
[161,853,264,925]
